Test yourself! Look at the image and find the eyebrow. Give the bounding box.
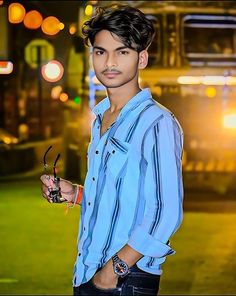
[93,46,129,51]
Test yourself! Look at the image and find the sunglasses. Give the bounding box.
[43,146,66,203]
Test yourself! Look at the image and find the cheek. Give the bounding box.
[122,60,139,74]
[93,59,107,74]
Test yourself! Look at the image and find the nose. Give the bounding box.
[105,53,117,68]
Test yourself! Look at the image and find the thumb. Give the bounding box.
[40,174,54,187]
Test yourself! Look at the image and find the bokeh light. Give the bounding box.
[41,60,64,82]
[23,10,43,29]
[41,16,61,35]
[205,87,217,98]
[0,61,13,74]
[8,3,26,24]
[51,85,62,99]
[58,22,65,30]
[73,96,81,104]
[223,113,236,129]
[69,24,77,35]
[59,92,69,102]
[85,4,93,16]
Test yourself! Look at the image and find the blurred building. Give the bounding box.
[1,1,236,191]
[0,1,82,141]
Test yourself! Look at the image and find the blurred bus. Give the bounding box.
[133,1,236,178]
[69,1,236,190]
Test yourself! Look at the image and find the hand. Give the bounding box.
[40,174,77,203]
[92,265,118,290]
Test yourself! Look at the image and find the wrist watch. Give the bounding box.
[112,253,130,277]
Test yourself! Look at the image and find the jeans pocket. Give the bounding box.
[88,278,120,294]
[132,286,158,296]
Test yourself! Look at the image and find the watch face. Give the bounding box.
[114,262,129,276]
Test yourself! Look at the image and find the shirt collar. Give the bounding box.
[92,88,152,117]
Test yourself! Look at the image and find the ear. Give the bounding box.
[138,49,148,70]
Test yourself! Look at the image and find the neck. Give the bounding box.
[106,84,141,113]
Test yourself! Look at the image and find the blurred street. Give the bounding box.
[0,177,236,295]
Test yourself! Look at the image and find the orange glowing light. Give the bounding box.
[59,92,69,102]
[8,3,26,24]
[41,16,61,35]
[51,85,62,99]
[0,61,13,74]
[0,1,4,5]
[58,22,65,30]
[69,24,77,35]
[23,10,43,29]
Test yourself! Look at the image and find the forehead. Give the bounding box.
[93,30,125,48]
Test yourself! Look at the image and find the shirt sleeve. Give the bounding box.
[127,114,184,258]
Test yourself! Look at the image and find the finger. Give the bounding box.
[41,186,53,203]
[42,191,53,203]
[41,184,54,199]
[40,174,54,186]
[42,183,49,192]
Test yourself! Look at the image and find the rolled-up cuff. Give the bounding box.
[127,225,175,258]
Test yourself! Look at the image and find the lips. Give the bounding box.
[103,72,120,78]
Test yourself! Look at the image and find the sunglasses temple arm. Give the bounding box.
[53,153,61,179]
[43,145,53,170]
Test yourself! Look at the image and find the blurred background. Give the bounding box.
[0,0,236,295]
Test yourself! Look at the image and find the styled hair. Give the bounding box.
[82,5,155,52]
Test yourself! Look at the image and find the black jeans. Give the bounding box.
[73,264,160,296]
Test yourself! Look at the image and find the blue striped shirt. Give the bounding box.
[73,88,184,286]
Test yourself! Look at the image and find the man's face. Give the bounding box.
[92,30,140,89]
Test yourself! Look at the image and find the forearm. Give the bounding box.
[103,244,143,273]
[118,244,143,267]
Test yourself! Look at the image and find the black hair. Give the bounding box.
[82,5,155,52]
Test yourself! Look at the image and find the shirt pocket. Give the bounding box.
[105,137,131,179]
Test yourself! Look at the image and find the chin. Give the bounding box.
[100,79,129,89]
[103,84,123,89]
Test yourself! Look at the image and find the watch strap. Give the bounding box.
[112,253,121,264]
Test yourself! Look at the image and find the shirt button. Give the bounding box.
[79,253,81,256]
[95,150,99,154]
[88,202,91,206]
[112,150,115,154]
[84,227,86,231]
[92,177,95,181]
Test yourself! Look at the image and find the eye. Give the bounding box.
[94,50,104,55]
[119,50,129,55]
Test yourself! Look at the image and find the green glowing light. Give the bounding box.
[74,96,81,104]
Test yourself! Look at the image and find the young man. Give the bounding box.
[41,5,184,296]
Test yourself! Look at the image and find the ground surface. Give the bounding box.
[0,180,236,295]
